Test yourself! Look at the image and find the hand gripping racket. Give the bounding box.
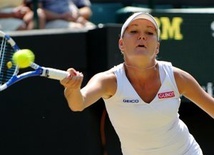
[0,31,69,91]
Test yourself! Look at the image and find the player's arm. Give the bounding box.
[174,67,214,118]
[61,69,116,111]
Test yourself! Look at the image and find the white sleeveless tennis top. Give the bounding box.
[103,61,203,155]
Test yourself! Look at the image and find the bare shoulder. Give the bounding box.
[92,69,116,82]
[88,69,117,99]
[172,66,194,82]
[172,66,199,95]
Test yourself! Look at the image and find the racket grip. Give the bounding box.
[42,67,69,80]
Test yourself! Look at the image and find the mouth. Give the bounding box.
[137,44,146,48]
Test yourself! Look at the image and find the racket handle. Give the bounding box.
[42,67,69,80]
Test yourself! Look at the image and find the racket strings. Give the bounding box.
[0,37,6,71]
[0,37,16,85]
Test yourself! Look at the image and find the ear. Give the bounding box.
[155,42,160,55]
[118,38,124,52]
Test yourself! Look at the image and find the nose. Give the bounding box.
[138,34,145,40]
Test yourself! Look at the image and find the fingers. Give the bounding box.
[67,68,77,76]
[60,68,83,89]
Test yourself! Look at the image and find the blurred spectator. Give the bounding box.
[36,0,96,30]
[0,0,35,31]
[0,0,46,31]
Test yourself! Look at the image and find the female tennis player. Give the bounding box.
[60,12,214,155]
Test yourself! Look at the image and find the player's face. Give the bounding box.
[119,19,160,62]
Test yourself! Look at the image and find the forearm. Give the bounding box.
[64,88,85,112]
[0,12,15,18]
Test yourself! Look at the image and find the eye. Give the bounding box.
[130,30,138,34]
[146,31,155,35]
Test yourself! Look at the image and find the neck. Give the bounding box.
[124,61,158,71]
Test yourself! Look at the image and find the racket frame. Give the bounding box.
[0,31,69,91]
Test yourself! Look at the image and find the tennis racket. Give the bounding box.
[0,30,69,91]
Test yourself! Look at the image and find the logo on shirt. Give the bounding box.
[123,99,139,103]
[158,91,175,99]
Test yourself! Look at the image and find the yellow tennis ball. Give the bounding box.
[12,49,35,68]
